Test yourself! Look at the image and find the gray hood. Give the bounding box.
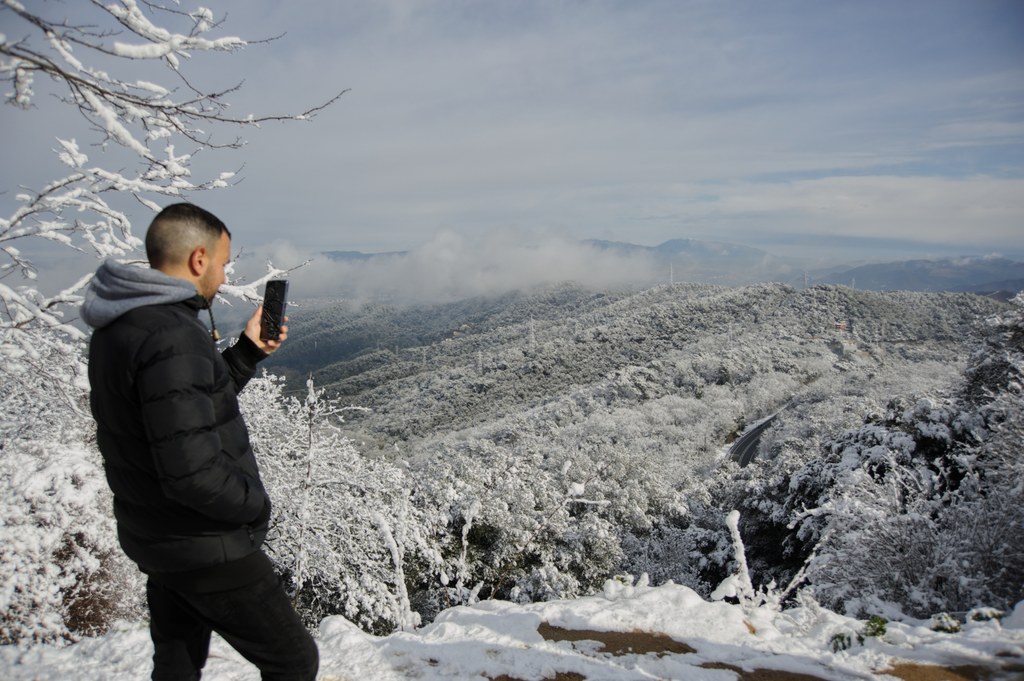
[80,259,199,329]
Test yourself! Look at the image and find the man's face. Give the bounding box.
[198,231,231,301]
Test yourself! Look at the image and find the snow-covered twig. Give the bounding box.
[710,510,757,612]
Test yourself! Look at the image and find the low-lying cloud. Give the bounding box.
[232,229,662,304]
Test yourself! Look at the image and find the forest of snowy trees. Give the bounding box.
[252,282,1022,630]
[2,0,1021,653]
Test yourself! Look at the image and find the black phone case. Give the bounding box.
[260,280,288,341]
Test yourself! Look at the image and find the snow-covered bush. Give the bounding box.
[401,430,640,621]
[786,296,1024,618]
[784,401,1021,618]
[0,340,142,646]
[619,513,732,595]
[0,441,143,646]
[410,442,593,603]
[241,373,432,633]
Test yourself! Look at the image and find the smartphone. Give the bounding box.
[259,279,288,341]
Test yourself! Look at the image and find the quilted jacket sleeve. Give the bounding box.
[221,331,267,394]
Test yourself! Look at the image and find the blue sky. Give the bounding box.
[3,0,1023,272]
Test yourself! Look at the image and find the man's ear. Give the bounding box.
[187,245,208,276]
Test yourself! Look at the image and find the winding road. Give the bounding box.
[728,414,779,467]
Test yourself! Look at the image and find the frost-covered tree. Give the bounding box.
[240,373,432,634]
[403,408,688,619]
[0,1,341,644]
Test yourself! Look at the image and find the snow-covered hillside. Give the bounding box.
[270,283,1002,445]
[250,283,1022,629]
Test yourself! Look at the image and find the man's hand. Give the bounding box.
[244,305,288,355]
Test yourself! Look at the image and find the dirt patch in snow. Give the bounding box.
[493,623,834,681]
[536,622,696,656]
[881,660,1024,681]
[701,661,832,681]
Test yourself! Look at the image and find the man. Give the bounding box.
[81,203,318,681]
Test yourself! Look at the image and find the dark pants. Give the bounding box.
[146,571,319,681]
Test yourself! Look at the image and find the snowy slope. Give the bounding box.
[4,579,1022,681]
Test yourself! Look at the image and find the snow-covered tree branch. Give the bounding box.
[0,0,345,366]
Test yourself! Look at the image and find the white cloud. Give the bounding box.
[232,229,659,303]
[4,0,1023,264]
[683,175,1024,249]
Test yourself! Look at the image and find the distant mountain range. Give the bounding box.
[324,249,405,262]
[324,239,1023,298]
[812,257,1024,298]
[583,238,804,286]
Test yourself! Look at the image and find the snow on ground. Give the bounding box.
[3,578,1023,681]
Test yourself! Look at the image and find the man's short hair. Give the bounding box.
[145,203,232,270]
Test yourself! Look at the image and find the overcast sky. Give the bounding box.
[3,0,1024,287]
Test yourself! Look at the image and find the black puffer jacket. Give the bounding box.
[82,260,271,576]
